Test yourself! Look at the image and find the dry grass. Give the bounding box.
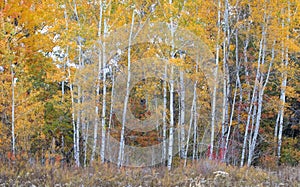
[0,160,299,186]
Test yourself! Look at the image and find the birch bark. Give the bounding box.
[100,17,108,163]
[210,0,221,160]
[91,0,103,162]
[277,2,290,163]
[11,64,15,157]
[117,9,135,167]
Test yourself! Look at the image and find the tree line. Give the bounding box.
[0,0,299,169]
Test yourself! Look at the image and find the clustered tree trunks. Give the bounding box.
[0,0,299,168]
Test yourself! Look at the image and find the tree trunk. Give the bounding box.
[167,65,174,170]
[184,79,197,166]
[11,64,16,157]
[162,64,167,163]
[277,2,290,163]
[180,71,186,159]
[100,17,108,163]
[117,9,135,167]
[91,0,103,162]
[221,0,230,155]
[210,0,221,160]
[241,22,264,167]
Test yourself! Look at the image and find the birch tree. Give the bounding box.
[276,1,290,164]
[91,0,104,162]
[100,3,109,164]
[117,9,135,167]
[209,0,221,160]
[11,64,16,157]
[167,0,176,170]
[221,0,230,156]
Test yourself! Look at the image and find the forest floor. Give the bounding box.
[0,159,299,186]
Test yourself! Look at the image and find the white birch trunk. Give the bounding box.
[210,0,221,160]
[180,71,186,159]
[277,2,290,163]
[167,0,175,170]
[247,90,263,166]
[76,86,81,166]
[91,0,103,162]
[167,65,174,170]
[74,0,82,167]
[67,51,78,166]
[100,17,108,163]
[11,65,16,157]
[63,4,79,166]
[177,86,181,155]
[221,0,230,153]
[224,80,238,161]
[184,80,197,166]
[248,93,257,156]
[277,61,287,162]
[240,15,252,167]
[192,62,199,161]
[235,8,243,128]
[83,118,89,167]
[162,64,167,163]
[117,10,135,167]
[192,97,198,160]
[107,66,115,161]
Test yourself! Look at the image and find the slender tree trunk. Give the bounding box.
[221,0,230,155]
[63,4,79,166]
[248,92,257,156]
[11,64,15,157]
[117,9,135,167]
[274,40,285,157]
[210,0,221,160]
[177,85,181,155]
[162,64,167,163]
[100,17,108,163]
[167,0,175,170]
[107,67,115,161]
[224,80,238,161]
[180,71,186,159]
[167,65,174,170]
[192,97,198,160]
[67,50,78,166]
[76,86,81,166]
[83,118,89,167]
[240,15,252,167]
[192,61,199,161]
[241,23,264,167]
[184,80,197,166]
[225,26,241,162]
[72,0,82,167]
[247,39,275,167]
[235,1,242,128]
[247,6,274,167]
[91,0,103,162]
[277,58,287,163]
[277,2,290,163]
[75,41,84,167]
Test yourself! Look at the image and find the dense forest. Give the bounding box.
[0,0,299,185]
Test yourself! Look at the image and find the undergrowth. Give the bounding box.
[0,160,299,186]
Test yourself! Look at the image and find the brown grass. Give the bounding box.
[0,160,299,186]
